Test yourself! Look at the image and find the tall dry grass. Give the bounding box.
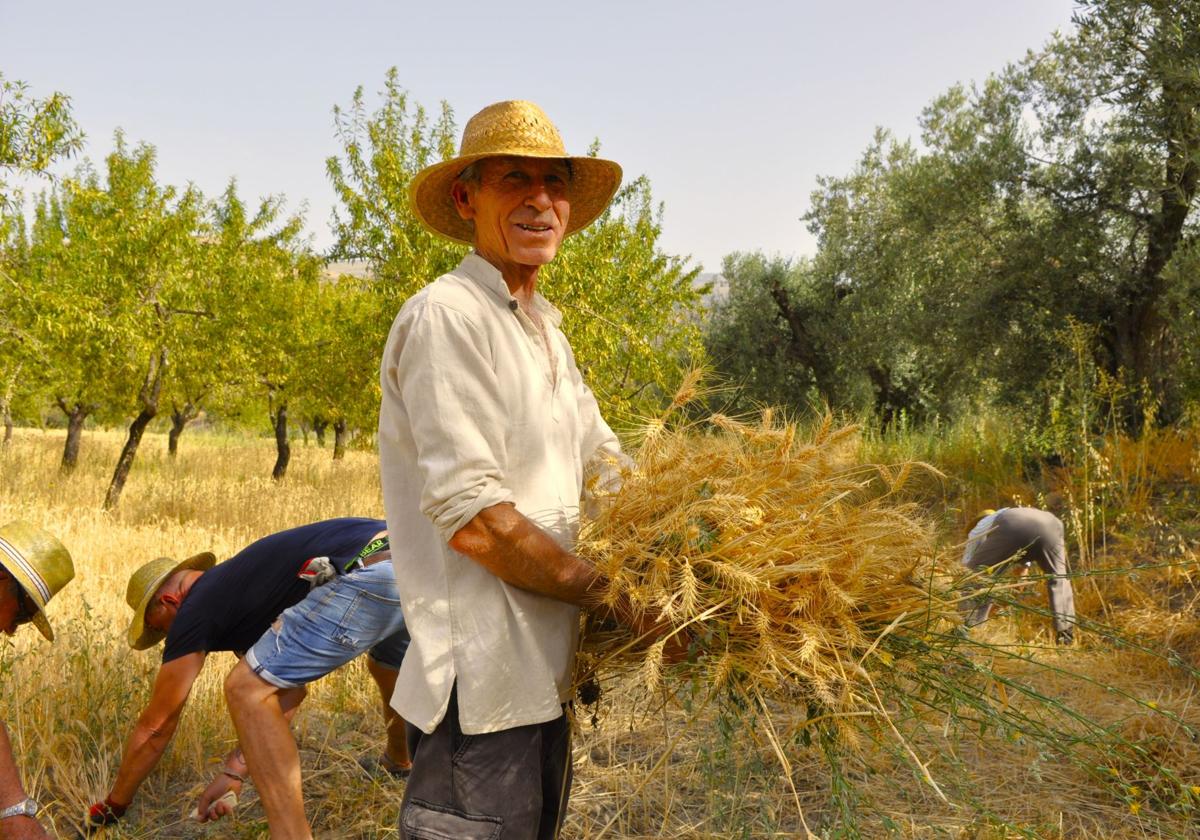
[1,422,1199,838]
[1,427,398,838]
[571,393,1200,839]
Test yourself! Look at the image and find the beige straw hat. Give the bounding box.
[409,100,623,245]
[0,520,75,641]
[126,551,215,650]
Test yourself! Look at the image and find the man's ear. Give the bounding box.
[161,591,182,609]
[450,181,475,222]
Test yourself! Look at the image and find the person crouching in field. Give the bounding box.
[85,517,411,837]
[961,506,1077,645]
[0,520,75,840]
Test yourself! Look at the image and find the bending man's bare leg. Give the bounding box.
[225,660,310,840]
[366,657,410,770]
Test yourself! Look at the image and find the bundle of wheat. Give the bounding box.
[576,392,959,747]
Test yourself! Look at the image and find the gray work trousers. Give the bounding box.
[963,507,1077,634]
[399,686,573,840]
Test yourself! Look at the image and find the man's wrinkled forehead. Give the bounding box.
[477,155,572,178]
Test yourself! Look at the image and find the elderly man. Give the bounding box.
[961,506,1077,645]
[86,518,411,837]
[0,520,75,840]
[380,100,683,839]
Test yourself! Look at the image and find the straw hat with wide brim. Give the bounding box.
[409,100,623,246]
[0,520,75,641]
[126,551,215,650]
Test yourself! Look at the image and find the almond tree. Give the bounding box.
[0,72,83,208]
[214,192,322,481]
[161,182,312,460]
[24,135,208,501]
[0,74,82,444]
[292,276,381,460]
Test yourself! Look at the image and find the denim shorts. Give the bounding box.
[244,561,410,689]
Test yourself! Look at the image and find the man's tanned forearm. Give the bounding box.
[449,502,686,658]
[448,503,605,606]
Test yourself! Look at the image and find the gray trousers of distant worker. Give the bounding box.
[963,507,1076,634]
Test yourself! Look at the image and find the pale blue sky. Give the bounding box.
[2,0,1078,272]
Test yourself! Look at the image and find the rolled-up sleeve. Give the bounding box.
[394,301,514,541]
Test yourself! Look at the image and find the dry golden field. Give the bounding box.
[2,425,1199,838]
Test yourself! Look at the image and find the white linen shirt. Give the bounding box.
[379,253,624,735]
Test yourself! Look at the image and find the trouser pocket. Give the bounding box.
[401,799,501,840]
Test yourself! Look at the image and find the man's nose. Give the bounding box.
[525,182,554,211]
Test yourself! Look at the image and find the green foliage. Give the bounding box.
[190,180,319,433]
[0,73,84,208]
[707,0,1200,434]
[545,172,706,425]
[705,252,852,416]
[8,134,321,480]
[325,67,464,303]
[291,276,383,435]
[20,136,206,427]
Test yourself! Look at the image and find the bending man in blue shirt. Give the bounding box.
[86,518,410,836]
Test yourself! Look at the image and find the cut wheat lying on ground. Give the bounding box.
[2,421,1199,838]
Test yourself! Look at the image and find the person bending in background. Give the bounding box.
[0,520,76,840]
[85,518,411,838]
[961,506,1077,645]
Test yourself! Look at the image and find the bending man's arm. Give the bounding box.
[107,652,206,805]
[0,722,47,839]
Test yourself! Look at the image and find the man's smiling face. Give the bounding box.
[455,156,572,272]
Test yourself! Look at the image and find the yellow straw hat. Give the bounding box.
[409,100,623,246]
[126,551,215,650]
[0,520,75,641]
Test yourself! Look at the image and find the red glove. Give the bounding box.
[84,797,128,832]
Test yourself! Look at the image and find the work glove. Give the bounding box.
[83,798,127,833]
[297,556,337,589]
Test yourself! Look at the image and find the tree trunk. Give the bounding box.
[1111,51,1200,432]
[332,419,348,461]
[104,347,168,510]
[103,409,156,510]
[313,417,328,448]
[271,403,290,481]
[765,266,841,403]
[1,372,14,448]
[56,398,92,472]
[168,402,199,458]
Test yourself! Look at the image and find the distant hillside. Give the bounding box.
[323,260,372,280]
[696,272,727,308]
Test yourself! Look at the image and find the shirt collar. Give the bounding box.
[458,253,563,328]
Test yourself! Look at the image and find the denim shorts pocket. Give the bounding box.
[402,799,501,840]
[330,590,368,650]
[296,584,340,620]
